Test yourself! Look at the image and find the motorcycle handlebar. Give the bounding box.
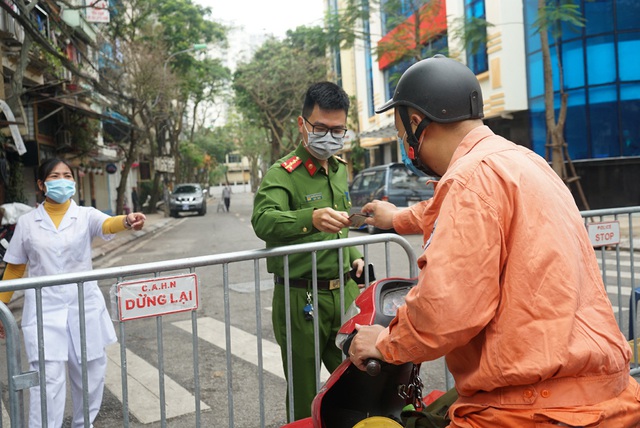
[365,359,381,376]
[344,331,384,376]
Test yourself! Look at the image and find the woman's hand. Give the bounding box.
[124,212,147,231]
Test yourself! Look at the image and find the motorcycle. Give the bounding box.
[284,277,447,428]
[0,202,33,262]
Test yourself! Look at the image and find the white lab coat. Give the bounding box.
[4,200,117,363]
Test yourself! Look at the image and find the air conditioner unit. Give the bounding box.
[57,130,72,148]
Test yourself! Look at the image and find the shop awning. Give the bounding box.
[359,122,396,141]
[34,94,135,129]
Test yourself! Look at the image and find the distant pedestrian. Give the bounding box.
[131,186,140,212]
[0,158,146,428]
[222,183,232,212]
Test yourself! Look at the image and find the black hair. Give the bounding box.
[302,81,350,117]
[37,158,73,181]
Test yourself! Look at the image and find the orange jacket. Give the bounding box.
[377,126,631,402]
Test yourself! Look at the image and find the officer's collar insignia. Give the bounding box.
[304,158,317,176]
[281,156,302,173]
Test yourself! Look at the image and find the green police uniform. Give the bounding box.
[252,144,362,421]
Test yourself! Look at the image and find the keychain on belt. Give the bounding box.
[303,292,314,321]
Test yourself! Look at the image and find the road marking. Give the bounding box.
[105,344,209,424]
[172,317,329,382]
[229,279,274,293]
[2,404,9,427]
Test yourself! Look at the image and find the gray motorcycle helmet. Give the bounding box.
[375,54,484,122]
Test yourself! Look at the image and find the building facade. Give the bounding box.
[1,0,138,214]
[334,0,640,209]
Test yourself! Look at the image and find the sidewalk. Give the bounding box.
[90,210,175,260]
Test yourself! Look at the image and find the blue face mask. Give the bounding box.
[45,179,76,203]
[398,134,428,177]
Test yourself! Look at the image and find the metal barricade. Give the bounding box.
[0,234,417,427]
[581,206,640,376]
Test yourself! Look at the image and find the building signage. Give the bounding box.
[587,221,620,247]
[154,156,175,173]
[86,0,110,23]
[105,163,117,174]
[115,273,198,321]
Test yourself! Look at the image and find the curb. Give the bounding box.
[90,216,174,261]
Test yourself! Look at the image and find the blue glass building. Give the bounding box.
[523,0,640,208]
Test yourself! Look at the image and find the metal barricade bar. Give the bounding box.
[581,206,640,376]
[0,234,417,427]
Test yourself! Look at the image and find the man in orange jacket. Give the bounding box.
[348,55,640,427]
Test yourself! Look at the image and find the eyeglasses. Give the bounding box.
[302,117,348,139]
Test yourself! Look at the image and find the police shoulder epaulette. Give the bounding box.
[334,155,348,165]
[281,156,302,173]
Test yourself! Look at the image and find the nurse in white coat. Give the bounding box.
[0,158,146,427]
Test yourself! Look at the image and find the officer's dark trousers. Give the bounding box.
[272,279,359,422]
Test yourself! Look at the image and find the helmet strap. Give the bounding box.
[399,106,431,169]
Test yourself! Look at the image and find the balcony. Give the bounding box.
[0,7,25,46]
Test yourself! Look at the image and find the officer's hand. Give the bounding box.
[351,258,365,288]
[312,208,350,233]
[361,200,399,230]
[349,323,385,371]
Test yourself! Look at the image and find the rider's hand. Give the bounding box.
[349,323,386,371]
[361,200,399,231]
[312,208,350,234]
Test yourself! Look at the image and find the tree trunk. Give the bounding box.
[539,0,564,176]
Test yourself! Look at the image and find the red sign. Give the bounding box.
[115,274,199,321]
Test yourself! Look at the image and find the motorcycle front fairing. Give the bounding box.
[312,278,419,428]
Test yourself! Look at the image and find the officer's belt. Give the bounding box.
[274,273,350,290]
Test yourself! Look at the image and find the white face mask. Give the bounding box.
[302,122,345,160]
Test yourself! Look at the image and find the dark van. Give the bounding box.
[349,163,436,233]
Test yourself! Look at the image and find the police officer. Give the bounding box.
[252,81,365,421]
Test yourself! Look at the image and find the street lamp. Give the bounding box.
[163,43,208,75]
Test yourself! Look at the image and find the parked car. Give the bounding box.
[169,183,207,217]
[349,163,436,234]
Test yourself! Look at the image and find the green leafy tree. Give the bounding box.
[233,30,327,164]
[104,0,229,213]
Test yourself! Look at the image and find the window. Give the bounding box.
[524,0,640,161]
[227,153,241,163]
[381,0,415,34]
[464,0,488,74]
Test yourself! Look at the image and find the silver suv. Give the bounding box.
[169,183,207,217]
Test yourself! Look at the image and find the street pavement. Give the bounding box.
[2,192,639,427]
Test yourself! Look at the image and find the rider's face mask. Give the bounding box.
[398,132,428,177]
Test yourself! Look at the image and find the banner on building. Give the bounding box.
[86,0,110,23]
